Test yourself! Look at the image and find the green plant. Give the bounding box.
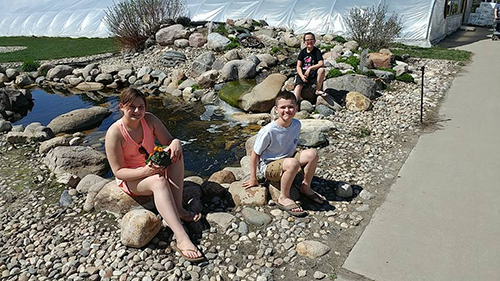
[327,69,343,79]
[20,59,40,72]
[457,62,466,66]
[225,37,240,50]
[344,70,356,74]
[377,67,396,75]
[177,79,184,85]
[345,4,403,51]
[191,84,201,90]
[144,145,171,168]
[395,73,415,83]
[320,44,334,52]
[269,46,283,55]
[215,23,228,36]
[333,35,347,43]
[104,0,188,50]
[362,70,376,77]
[336,56,360,70]
[252,20,260,26]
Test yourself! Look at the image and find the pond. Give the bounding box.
[14,89,259,178]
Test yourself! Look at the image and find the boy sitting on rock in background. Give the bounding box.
[242,91,326,216]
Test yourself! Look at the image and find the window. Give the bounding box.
[444,0,464,17]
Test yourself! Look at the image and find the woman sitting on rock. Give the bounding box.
[105,88,203,262]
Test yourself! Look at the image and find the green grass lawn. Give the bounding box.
[390,43,471,61]
[0,37,119,63]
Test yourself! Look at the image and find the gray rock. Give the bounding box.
[229,181,267,206]
[178,78,196,90]
[206,212,235,231]
[94,73,113,84]
[192,52,216,75]
[196,70,218,88]
[359,190,373,200]
[207,33,230,51]
[93,181,154,214]
[298,130,327,147]
[5,68,19,80]
[68,77,84,86]
[299,100,314,113]
[335,182,353,198]
[118,69,134,80]
[255,34,279,47]
[44,146,108,178]
[15,74,34,87]
[0,73,8,83]
[324,74,377,99]
[313,271,326,279]
[137,66,152,79]
[283,33,301,48]
[344,40,359,51]
[238,221,248,235]
[372,69,395,83]
[0,120,12,132]
[47,106,111,134]
[161,51,187,67]
[74,82,104,91]
[256,54,277,67]
[174,39,189,48]
[121,209,161,248]
[76,174,106,194]
[315,104,335,116]
[240,73,285,112]
[59,190,72,207]
[241,208,272,226]
[46,65,74,80]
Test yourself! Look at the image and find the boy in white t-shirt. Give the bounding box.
[242,91,326,216]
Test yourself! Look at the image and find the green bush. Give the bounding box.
[336,56,360,70]
[225,37,240,50]
[327,69,343,79]
[345,4,403,51]
[215,23,229,36]
[269,46,283,55]
[333,36,347,43]
[104,0,188,50]
[377,67,396,75]
[395,73,415,83]
[191,84,201,90]
[320,44,334,52]
[20,59,40,72]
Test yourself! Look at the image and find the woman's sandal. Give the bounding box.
[172,244,205,262]
[276,202,308,217]
[180,212,202,223]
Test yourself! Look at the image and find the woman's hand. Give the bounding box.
[142,162,163,177]
[166,139,183,163]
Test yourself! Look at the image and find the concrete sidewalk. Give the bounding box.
[342,28,500,281]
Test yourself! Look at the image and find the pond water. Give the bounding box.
[14,89,259,178]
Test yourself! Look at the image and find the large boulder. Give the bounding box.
[283,33,301,48]
[93,180,154,214]
[208,170,236,184]
[228,182,267,206]
[256,54,277,67]
[5,69,19,80]
[207,33,230,51]
[15,74,34,87]
[46,65,74,80]
[94,73,113,84]
[241,73,286,112]
[230,112,271,124]
[44,146,109,178]
[368,53,392,69]
[221,60,257,81]
[47,106,111,134]
[74,82,105,91]
[120,209,161,248]
[156,24,185,46]
[324,74,377,99]
[196,70,218,88]
[192,52,216,75]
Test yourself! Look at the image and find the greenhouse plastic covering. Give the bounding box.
[0,0,439,46]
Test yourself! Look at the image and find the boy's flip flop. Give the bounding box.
[277,202,308,217]
[171,244,205,263]
[315,91,327,97]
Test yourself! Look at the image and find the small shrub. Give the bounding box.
[333,35,347,43]
[345,4,403,51]
[104,0,189,50]
[320,44,334,52]
[191,84,201,90]
[177,79,184,85]
[327,69,343,79]
[252,20,260,26]
[336,56,360,70]
[225,37,240,50]
[362,70,376,77]
[269,46,283,55]
[395,73,415,83]
[215,23,228,36]
[344,70,356,75]
[21,59,40,72]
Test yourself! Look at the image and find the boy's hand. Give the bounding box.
[242,178,259,189]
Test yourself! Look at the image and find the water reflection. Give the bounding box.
[14,89,259,178]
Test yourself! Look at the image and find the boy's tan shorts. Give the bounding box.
[265,151,302,181]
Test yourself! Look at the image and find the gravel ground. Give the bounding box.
[0,55,463,281]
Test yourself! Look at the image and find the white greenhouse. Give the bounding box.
[0,0,492,46]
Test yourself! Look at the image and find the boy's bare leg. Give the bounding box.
[316,68,325,93]
[293,84,303,101]
[279,158,302,212]
[299,149,325,203]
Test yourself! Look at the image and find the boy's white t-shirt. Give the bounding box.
[253,119,301,175]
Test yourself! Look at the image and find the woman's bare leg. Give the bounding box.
[128,175,202,259]
[164,157,196,220]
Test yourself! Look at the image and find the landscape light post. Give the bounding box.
[420,66,425,124]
